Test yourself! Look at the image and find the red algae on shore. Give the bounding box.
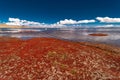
[0,37,120,80]
[89,33,108,36]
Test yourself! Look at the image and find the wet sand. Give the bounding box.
[0,37,120,80]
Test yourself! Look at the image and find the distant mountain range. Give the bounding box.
[0,24,27,28]
[0,24,120,29]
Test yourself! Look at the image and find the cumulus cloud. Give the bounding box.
[57,19,77,24]
[96,17,120,23]
[5,17,120,28]
[6,18,21,26]
[57,19,96,25]
[6,18,41,26]
[9,18,20,22]
[6,18,96,28]
[78,20,96,23]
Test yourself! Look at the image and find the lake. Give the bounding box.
[0,27,120,47]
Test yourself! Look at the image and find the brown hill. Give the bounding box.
[0,24,26,28]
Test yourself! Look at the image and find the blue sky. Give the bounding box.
[0,0,120,27]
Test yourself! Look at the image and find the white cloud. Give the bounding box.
[78,20,96,23]
[9,18,20,22]
[5,17,120,28]
[6,18,96,28]
[96,17,120,23]
[57,19,96,25]
[6,18,66,28]
[57,19,77,24]
[6,18,42,26]
[6,18,21,26]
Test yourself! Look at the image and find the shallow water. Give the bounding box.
[0,28,120,46]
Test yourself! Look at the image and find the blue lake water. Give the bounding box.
[0,28,120,47]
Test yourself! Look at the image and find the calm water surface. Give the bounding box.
[0,28,120,47]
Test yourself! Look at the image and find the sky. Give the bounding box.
[0,0,120,27]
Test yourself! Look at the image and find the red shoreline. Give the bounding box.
[0,37,120,79]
